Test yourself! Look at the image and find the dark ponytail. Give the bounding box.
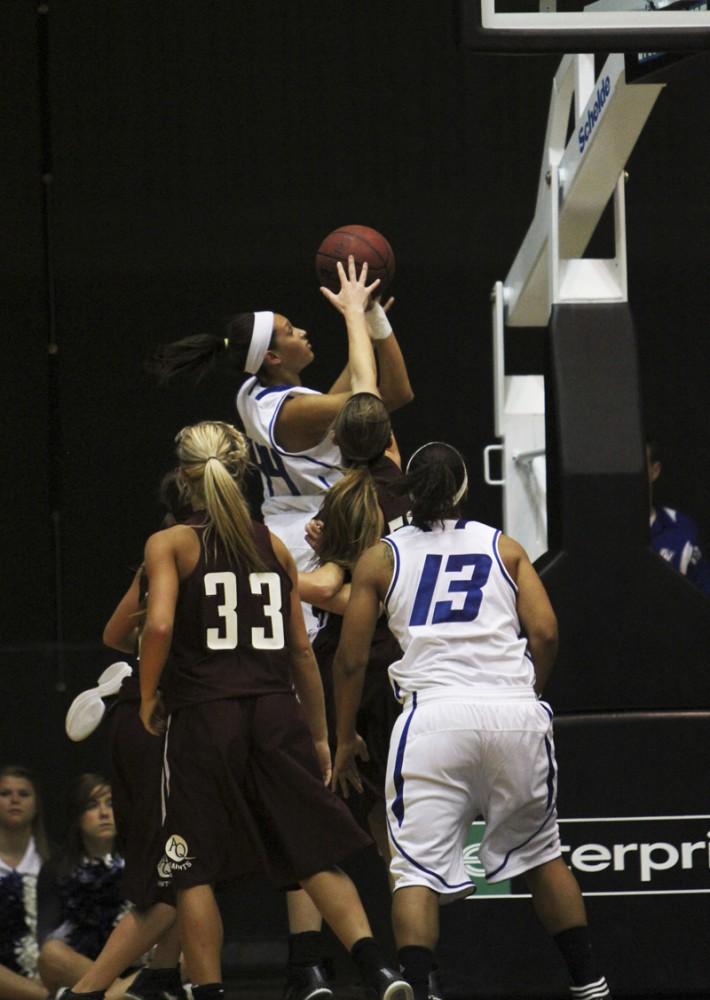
[391,441,468,529]
[146,313,261,383]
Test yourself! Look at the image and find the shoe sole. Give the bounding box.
[124,992,183,1000]
[65,661,133,741]
[381,984,414,1000]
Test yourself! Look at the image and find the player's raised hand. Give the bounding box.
[332,733,370,799]
[320,255,380,316]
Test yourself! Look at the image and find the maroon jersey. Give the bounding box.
[162,519,294,712]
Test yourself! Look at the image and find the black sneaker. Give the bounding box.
[124,970,186,1000]
[363,967,414,1000]
[428,968,445,1000]
[281,963,333,1000]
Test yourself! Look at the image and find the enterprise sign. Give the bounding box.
[463,815,710,898]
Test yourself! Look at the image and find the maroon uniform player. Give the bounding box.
[139,421,412,1000]
[299,394,408,851]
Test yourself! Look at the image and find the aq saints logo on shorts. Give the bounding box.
[157,834,195,884]
[165,834,191,863]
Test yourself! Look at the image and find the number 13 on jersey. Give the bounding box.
[409,553,492,626]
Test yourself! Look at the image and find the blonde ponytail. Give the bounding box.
[317,465,383,569]
[175,421,264,572]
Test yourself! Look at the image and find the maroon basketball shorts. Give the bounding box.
[158,691,371,890]
[108,700,175,909]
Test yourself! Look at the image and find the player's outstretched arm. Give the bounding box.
[499,534,558,694]
[140,531,180,734]
[368,297,414,413]
[276,257,379,452]
[325,298,414,414]
[272,532,331,785]
[298,562,351,615]
[103,565,143,653]
[321,256,379,394]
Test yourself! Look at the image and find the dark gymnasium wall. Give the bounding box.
[3,0,709,840]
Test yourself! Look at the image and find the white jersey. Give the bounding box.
[236,376,343,638]
[383,518,535,698]
[236,377,343,519]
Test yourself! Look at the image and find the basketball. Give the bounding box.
[315,224,395,294]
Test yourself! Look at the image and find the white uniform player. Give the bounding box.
[333,442,611,1000]
[381,518,560,898]
[237,377,343,636]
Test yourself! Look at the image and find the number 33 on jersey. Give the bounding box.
[203,571,286,651]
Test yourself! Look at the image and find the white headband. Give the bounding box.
[452,466,469,506]
[244,311,275,374]
[406,441,468,505]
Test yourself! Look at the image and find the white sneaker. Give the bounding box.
[65,661,133,741]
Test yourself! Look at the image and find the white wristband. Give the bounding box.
[366,302,392,340]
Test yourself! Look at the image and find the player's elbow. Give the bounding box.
[289,638,315,667]
[529,619,558,655]
[334,652,367,680]
[143,619,173,643]
[103,623,134,653]
[382,386,414,413]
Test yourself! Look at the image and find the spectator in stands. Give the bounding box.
[647,440,710,595]
[37,775,133,998]
[0,765,50,1000]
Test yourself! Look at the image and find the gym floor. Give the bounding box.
[223,984,701,1000]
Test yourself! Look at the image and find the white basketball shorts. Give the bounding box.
[385,688,562,901]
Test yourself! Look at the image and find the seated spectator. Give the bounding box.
[0,765,50,1000]
[37,775,130,997]
[647,440,710,595]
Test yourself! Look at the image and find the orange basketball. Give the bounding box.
[315,225,395,294]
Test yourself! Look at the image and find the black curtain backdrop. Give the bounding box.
[2,0,709,833]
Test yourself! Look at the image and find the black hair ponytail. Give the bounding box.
[146,313,257,383]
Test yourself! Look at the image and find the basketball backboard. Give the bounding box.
[459,1,710,53]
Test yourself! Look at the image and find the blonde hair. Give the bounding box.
[175,421,264,572]
[315,392,390,569]
[334,392,391,466]
[317,467,384,570]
